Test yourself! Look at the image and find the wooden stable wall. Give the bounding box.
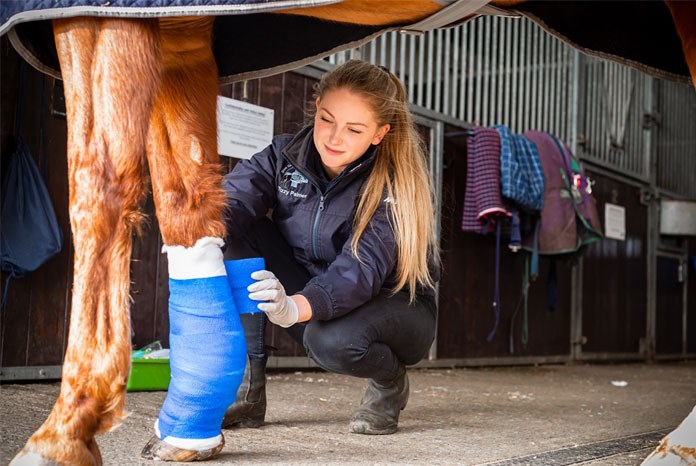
[581,171,648,355]
[690,240,696,354]
[0,47,573,369]
[2,38,687,374]
[1,40,72,369]
[0,40,317,367]
[437,127,572,359]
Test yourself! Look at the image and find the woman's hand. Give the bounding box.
[248,270,299,327]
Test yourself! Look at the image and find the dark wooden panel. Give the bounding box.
[152,232,170,348]
[26,75,71,366]
[279,72,310,135]
[130,193,162,348]
[581,171,647,353]
[435,128,467,359]
[1,39,32,367]
[225,79,261,106]
[689,241,696,354]
[527,258,572,355]
[437,125,571,359]
[1,274,32,366]
[0,36,20,156]
[439,236,572,358]
[655,256,684,354]
[45,77,72,364]
[257,74,285,135]
[1,47,73,367]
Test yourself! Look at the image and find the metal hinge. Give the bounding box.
[642,112,661,129]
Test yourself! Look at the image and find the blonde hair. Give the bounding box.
[313,59,439,301]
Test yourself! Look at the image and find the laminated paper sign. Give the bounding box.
[217,95,274,160]
[604,203,626,241]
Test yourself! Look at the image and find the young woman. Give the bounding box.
[222,59,439,435]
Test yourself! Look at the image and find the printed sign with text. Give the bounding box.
[217,96,274,160]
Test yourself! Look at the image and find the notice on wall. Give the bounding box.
[217,96,274,159]
[604,203,626,241]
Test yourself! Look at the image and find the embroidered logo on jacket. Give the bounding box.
[279,166,309,199]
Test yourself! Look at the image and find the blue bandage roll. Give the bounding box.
[225,257,265,314]
[157,275,246,441]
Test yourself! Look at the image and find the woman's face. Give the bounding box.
[313,88,390,179]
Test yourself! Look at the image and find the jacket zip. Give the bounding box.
[309,167,363,261]
[311,196,325,260]
[282,151,369,261]
[281,158,326,261]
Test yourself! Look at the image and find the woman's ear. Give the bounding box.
[315,97,321,111]
[372,124,391,145]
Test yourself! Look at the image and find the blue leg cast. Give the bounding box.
[155,237,246,450]
[224,257,265,315]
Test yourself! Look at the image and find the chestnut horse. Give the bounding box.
[7,1,696,465]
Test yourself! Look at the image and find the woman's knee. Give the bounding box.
[399,311,436,364]
[303,321,367,373]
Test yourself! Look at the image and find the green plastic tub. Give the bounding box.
[126,358,171,392]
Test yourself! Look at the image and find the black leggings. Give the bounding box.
[225,218,436,383]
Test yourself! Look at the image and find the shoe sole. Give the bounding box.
[222,417,264,429]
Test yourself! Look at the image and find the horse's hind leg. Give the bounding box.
[10,17,159,466]
[139,17,245,462]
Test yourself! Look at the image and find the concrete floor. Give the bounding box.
[2,361,695,466]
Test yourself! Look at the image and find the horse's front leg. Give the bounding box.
[138,17,246,462]
[10,17,159,466]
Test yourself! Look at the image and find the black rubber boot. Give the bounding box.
[222,355,267,428]
[222,313,267,428]
[349,366,409,435]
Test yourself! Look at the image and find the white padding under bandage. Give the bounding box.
[154,420,222,450]
[163,236,226,279]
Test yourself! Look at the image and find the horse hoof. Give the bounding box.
[140,435,224,462]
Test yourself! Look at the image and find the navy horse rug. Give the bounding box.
[1,0,694,85]
[1,0,391,83]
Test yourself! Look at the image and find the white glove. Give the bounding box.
[247,270,299,328]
